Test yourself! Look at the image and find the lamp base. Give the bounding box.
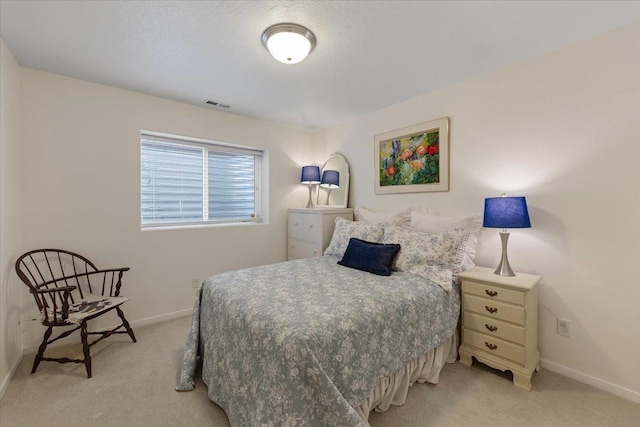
[306,185,315,209]
[324,188,332,205]
[494,232,516,277]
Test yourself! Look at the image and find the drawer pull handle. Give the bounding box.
[485,342,498,351]
[485,290,498,297]
[485,324,498,332]
[485,306,498,314]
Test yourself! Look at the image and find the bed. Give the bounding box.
[177,213,479,426]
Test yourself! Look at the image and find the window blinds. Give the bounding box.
[141,133,262,227]
[141,141,203,224]
[208,151,258,221]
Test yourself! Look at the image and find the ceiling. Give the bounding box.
[2,1,640,130]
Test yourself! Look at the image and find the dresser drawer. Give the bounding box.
[463,280,525,305]
[288,239,322,259]
[464,294,525,325]
[288,213,305,240]
[463,329,525,365]
[303,214,322,243]
[464,312,525,345]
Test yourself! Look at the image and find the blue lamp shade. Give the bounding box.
[483,196,531,229]
[320,170,339,189]
[300,165,321,184]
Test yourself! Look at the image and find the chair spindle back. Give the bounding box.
[15,249,98,323]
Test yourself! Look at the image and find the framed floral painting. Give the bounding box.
[374,117,449,194]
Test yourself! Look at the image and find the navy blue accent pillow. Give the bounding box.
[337,238,401,276]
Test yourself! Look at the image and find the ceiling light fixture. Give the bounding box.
[261,23,316,65]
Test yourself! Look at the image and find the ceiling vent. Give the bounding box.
[206,100,230,108]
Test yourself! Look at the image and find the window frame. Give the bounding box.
[140,131,269,230]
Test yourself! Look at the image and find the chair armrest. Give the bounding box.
[34,268,131,300]
[91,267,130,274]
[33,285,77,294]
[38,268,130,288]
[75,267,131,297]
[34,286,76,323]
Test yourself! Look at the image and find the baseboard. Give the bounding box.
[540,358,640,403]
[22,308,193,355]
[128,307,193,329]
[0,349,24,400]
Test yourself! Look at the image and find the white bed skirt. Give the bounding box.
[355,331,458,423]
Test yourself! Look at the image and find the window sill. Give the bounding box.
[140,220,268,232]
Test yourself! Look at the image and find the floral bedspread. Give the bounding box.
[177,256,460,426]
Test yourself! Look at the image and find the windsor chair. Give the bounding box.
[15,249,136,378]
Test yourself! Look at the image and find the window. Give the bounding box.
[141,132,266,227]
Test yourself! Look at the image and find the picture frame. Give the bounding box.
[374,117,449,194]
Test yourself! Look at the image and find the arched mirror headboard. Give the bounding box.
[316,152,350,208]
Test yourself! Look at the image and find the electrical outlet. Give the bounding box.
[557,319,571,337]
[192,277,201,289]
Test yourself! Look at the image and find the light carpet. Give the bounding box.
[1,315,638,427]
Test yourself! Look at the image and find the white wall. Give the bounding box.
[18,69,315,347]
[0,39,23,397]
[319,22,640,401]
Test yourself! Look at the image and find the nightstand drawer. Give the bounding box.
[464,312,525,345]
[463,280,525,305]
[464,294,525,325]
[463,329,525,365]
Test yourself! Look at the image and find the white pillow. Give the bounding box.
[354,205,434,225]
[323,217,385,258]
[410,211,482,270]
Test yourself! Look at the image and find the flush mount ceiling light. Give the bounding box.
[261,23,316,64]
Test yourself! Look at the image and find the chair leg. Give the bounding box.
[32,326,53,374]
[81,321,92,378]
[116,306,137,343]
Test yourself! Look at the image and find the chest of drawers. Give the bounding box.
[287,208,353,260]
[458,266,541,390]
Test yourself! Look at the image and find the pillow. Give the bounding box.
[410,211,482,271]
[354,205,434,225]
[338,238,401,276]
[412,264,456,292]
[382,225,470,273]
[323,217,385,257]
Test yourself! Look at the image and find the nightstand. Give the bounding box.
[288,208,353,260]
[458,266,541,390]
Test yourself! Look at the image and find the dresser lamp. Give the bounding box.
[483,194,531,276]
[320,170,339,205]
[300,166,321,208]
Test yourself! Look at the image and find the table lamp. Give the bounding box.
[320,170,339,205]
[300,166,321,208]
[483,194,531,276]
